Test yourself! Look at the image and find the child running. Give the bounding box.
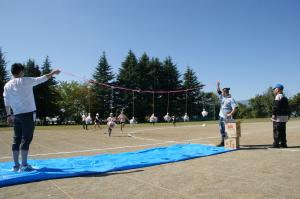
[117,111,128,133]
[107,113,116,136]
[171,115,176,127]
[94,113,101,130]
[82,113,88,130]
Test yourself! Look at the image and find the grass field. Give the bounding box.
[0,119,300,199]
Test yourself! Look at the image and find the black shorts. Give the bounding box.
[14,112,35,138]
[13,111,35,150]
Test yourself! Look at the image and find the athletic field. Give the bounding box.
[0,119,300,199]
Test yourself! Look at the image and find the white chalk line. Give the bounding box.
[127,124,206,135]
[125,175,193,199]
[129,125,300,153]
[50,180,75,199]
[0,124,299,160]
[34,141,61,153]
[0,125,206,160]
[0,141,178,160]
[267,148,300,152]
[287,125,300,129]
[127,124,215,142]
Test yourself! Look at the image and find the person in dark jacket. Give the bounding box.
[271,83,289,148]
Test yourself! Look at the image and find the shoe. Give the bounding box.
[20,164,35,172]
[12,165,20,172]
[280,144,288,148]
[270,144,280,148]
[216,142,224,147]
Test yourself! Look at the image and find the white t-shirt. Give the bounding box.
[218,94,237,118]
[107,117,116,123]
[85,116,92,124]
[3,76,48,115]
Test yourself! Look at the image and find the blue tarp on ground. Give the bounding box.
[0,144,234,187]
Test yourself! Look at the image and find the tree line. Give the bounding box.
[0,48,299,125]
[236,87,300,119]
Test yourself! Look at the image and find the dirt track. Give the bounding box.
[0,120,299,199]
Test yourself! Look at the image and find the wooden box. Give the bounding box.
[225,121,241,138]
[225,137,240,149]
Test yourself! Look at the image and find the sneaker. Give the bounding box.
[216,142,224,147]
[12,165,20,172]
[270,144,280,148]
[20,164,35,172]
[280,144,288,148]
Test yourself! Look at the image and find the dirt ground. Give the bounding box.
[0,120,300,199]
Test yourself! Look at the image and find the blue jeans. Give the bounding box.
[219,117,226,142]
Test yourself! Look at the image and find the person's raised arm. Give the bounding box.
[46,69,61,79]
[217,80,222,95]
[29,69,61,87]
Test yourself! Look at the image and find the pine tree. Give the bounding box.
[41,56,57,85]
[144,57,163,118]
[117,50,138,87]
[137,53,150,89]
[37,56,61,122]
[133,53,151,121]
[182,67,204,118]
[92,52,114,119]
[0,48,9,111]
[24,59,44,119]
[24,59,41,77]
[148,57,162,90]
[160,56,182,117]
[116,50,139,118]
[160,57,181,91]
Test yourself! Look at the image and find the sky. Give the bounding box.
[0,0,299,100]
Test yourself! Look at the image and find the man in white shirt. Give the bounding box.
[3,63,60,172]
[216,81,237,147]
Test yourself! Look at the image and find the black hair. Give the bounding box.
[11,63,25,76]
[222,88,230,94]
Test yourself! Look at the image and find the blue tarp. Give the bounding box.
[0,144,234,187]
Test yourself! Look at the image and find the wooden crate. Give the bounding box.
[225,121,241,138]
[225,137,240,149]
